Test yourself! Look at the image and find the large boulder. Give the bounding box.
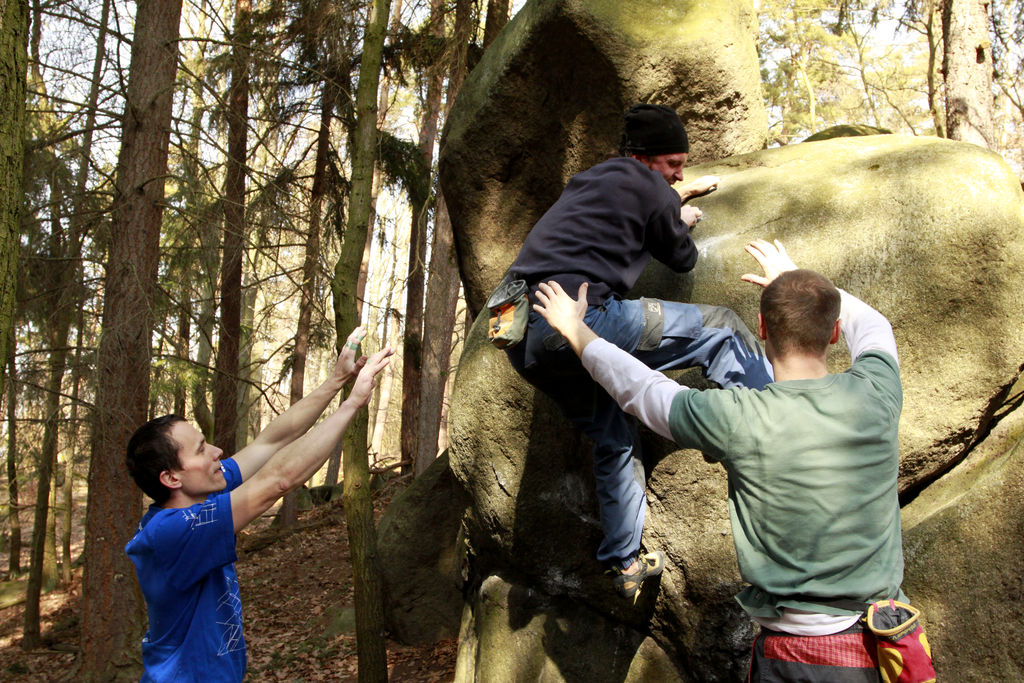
[668,134,1024,494]
[443,134,1024,678]
[454,575,684,682]
[377,452,471,644]
[900,395,1024,679]
[439,0,767,312]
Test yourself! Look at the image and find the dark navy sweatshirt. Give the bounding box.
[511,156,697,305]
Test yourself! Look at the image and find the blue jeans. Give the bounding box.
[507,297,772,568]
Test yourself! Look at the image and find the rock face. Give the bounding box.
[438,0,767,313]
[376,452,470,644]
[803,123,892,141]
[432,135,1024,680]
[673,135,1024,495]
[900,404,1024,680]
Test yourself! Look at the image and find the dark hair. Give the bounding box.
[760,269,841,356]
[125,414,187,505]
[619,103,689,156]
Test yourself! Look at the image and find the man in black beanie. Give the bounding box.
[505,103,772,602]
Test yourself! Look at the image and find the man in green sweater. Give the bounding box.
[532,239,909,681]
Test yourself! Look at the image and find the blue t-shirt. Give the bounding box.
[125,459,246,682]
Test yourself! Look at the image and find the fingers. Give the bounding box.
[355,347,393,389]
[698,174,719,191]
[740,273,769,287]
[773,239,790,260]
[576,282,588,301]
[533,280,588,329]
[365,346,394,371]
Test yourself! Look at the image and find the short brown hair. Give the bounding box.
[126,414,186,505]
[760,269,841,355]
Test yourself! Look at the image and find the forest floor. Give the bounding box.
[0,483,458,681]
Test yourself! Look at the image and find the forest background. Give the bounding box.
[0,0,1021,680]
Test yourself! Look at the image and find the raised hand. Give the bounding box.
[348,347,393,408]
[333,327,368,384]
[684,174,719,197]
[741,239,798,288]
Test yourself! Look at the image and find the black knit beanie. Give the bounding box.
[619,103,689,156]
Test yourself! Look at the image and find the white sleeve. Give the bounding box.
[839,289,898,365]
[580,338,688,440]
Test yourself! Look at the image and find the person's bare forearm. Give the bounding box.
[257,396,360,494]
[235,329,366,479]
[231,374,348,480]
[251,373,348,449]
[229,398,360,532]
[229,347,392,531]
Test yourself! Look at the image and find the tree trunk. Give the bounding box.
[60,0,109,589]
[278,79,336,528]
[416,0,472,475]
[213,0,252,456]
[25,0,107,618]
[45,479,57,586]
[6,351,21,576]
[416,196,462,475]
[80,1,184,678]
[23,328,69,647]
[62,319,86,586]
[175,306,189,415]
[942,0,994,147]
[925,0,946,138]
[25,154,83,646]
[180,40,218,439]
[331,0,392,679]
[483,0,510,49]
[402,0,445,476]
[0,0,26,419]
[235,278,257,447]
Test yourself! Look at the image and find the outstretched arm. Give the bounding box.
[229,347,393,532]
[232,327,369,480]
[678,175,719,228]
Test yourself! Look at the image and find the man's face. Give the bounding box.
[166,421,226,501]
[635,152,688,184]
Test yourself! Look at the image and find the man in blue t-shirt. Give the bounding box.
[505,104,773,601]
[125,327,392,682]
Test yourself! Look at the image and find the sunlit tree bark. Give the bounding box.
[0,0,26,433]
[331,0,392,678]
[483,0,510,49]
[278,78,337,527]
[214,0,252,456]
[79,1,184,678]
[6,352,21,575]
[942,0,995,147]
[417,0,473,475]
[403,0,444,476]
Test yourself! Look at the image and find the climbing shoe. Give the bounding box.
[608,550,665,603]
